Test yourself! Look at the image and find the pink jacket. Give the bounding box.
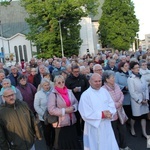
[48,88,78,128]
[102,83,124,121]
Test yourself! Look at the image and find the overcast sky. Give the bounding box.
[132,0,150,39]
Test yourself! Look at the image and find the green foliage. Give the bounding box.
[0,1,11,6]
[21,0,99,58]
[98,0,139,50]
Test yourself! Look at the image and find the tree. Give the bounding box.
[98,0,139,50]
[20,0,99,58]
[0,0,12,6]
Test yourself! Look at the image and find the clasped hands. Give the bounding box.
[103,110,112,119]
[65,106,74,113]
[141,99,148,104]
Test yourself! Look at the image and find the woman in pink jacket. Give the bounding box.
[48,75,81,150]
[102,70,131,150]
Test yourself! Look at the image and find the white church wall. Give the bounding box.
[0,33,36,63]
[79,17,95,56]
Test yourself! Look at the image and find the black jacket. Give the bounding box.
[65,74,89,101]
[3,68,9,77]
[33,73,42,89]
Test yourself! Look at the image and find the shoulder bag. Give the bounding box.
[43,93,58,125]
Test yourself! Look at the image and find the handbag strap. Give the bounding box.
[54,93,57,107]
[54,93,59,127]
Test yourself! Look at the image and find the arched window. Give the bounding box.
[14,46,19,63]
[19,45,23,61]
[23,45,28,62]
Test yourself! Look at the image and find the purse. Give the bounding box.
[43,93,58,125]
[117,107,128,125]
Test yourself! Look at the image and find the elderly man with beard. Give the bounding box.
[0,88,41,150]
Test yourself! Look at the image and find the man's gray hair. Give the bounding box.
[102,70,115,83]
[108,59,116,64]
[90,73,101,80]
[1,87,14,96]
[93,64,102,71]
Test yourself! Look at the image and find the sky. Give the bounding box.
[132,0,150,40]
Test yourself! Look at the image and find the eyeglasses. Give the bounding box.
[95,69,102,71]
[57,81,65,84]
[133,67,140,69]
[20,79,27,81]
[3,93,15,98]
[142,64,147,66]
[73,71,80,73]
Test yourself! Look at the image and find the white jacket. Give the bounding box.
[34,90,51,121]
[127,73,149,116]
[140,68,150,85]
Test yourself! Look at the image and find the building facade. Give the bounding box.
[0,0,104,63]
[145,34,150,49]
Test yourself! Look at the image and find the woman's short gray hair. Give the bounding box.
[80,66,85,72]
[54,75,65,83]
[129,57,138,63]
[40,78,50,86]
[2,79,11,85]
[139,59,147,66]
[102,70,115,83]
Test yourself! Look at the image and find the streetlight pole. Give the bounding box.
[0,20,5,63]
[59,20,64,57]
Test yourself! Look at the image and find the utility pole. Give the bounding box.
[59,20,64,57]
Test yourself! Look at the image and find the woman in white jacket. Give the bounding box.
[34,78,54,149]
[127,61,149,139]
[139,59,150,88]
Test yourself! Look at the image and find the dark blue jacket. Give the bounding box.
[104,65,118,72]
[8,72,22,87]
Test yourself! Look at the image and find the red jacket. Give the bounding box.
[28,74,35,84]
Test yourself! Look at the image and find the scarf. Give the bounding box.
[55,86,71,107]
[41,88,51,98]
[120,70,129,77]
[132,72,142,78]
[104,82,115,91]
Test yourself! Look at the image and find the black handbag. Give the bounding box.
[122,87,128,94]
[43,93,58,125]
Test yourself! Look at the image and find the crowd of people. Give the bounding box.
[0,46,150,150]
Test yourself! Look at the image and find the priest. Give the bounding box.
[79,73,119,150]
